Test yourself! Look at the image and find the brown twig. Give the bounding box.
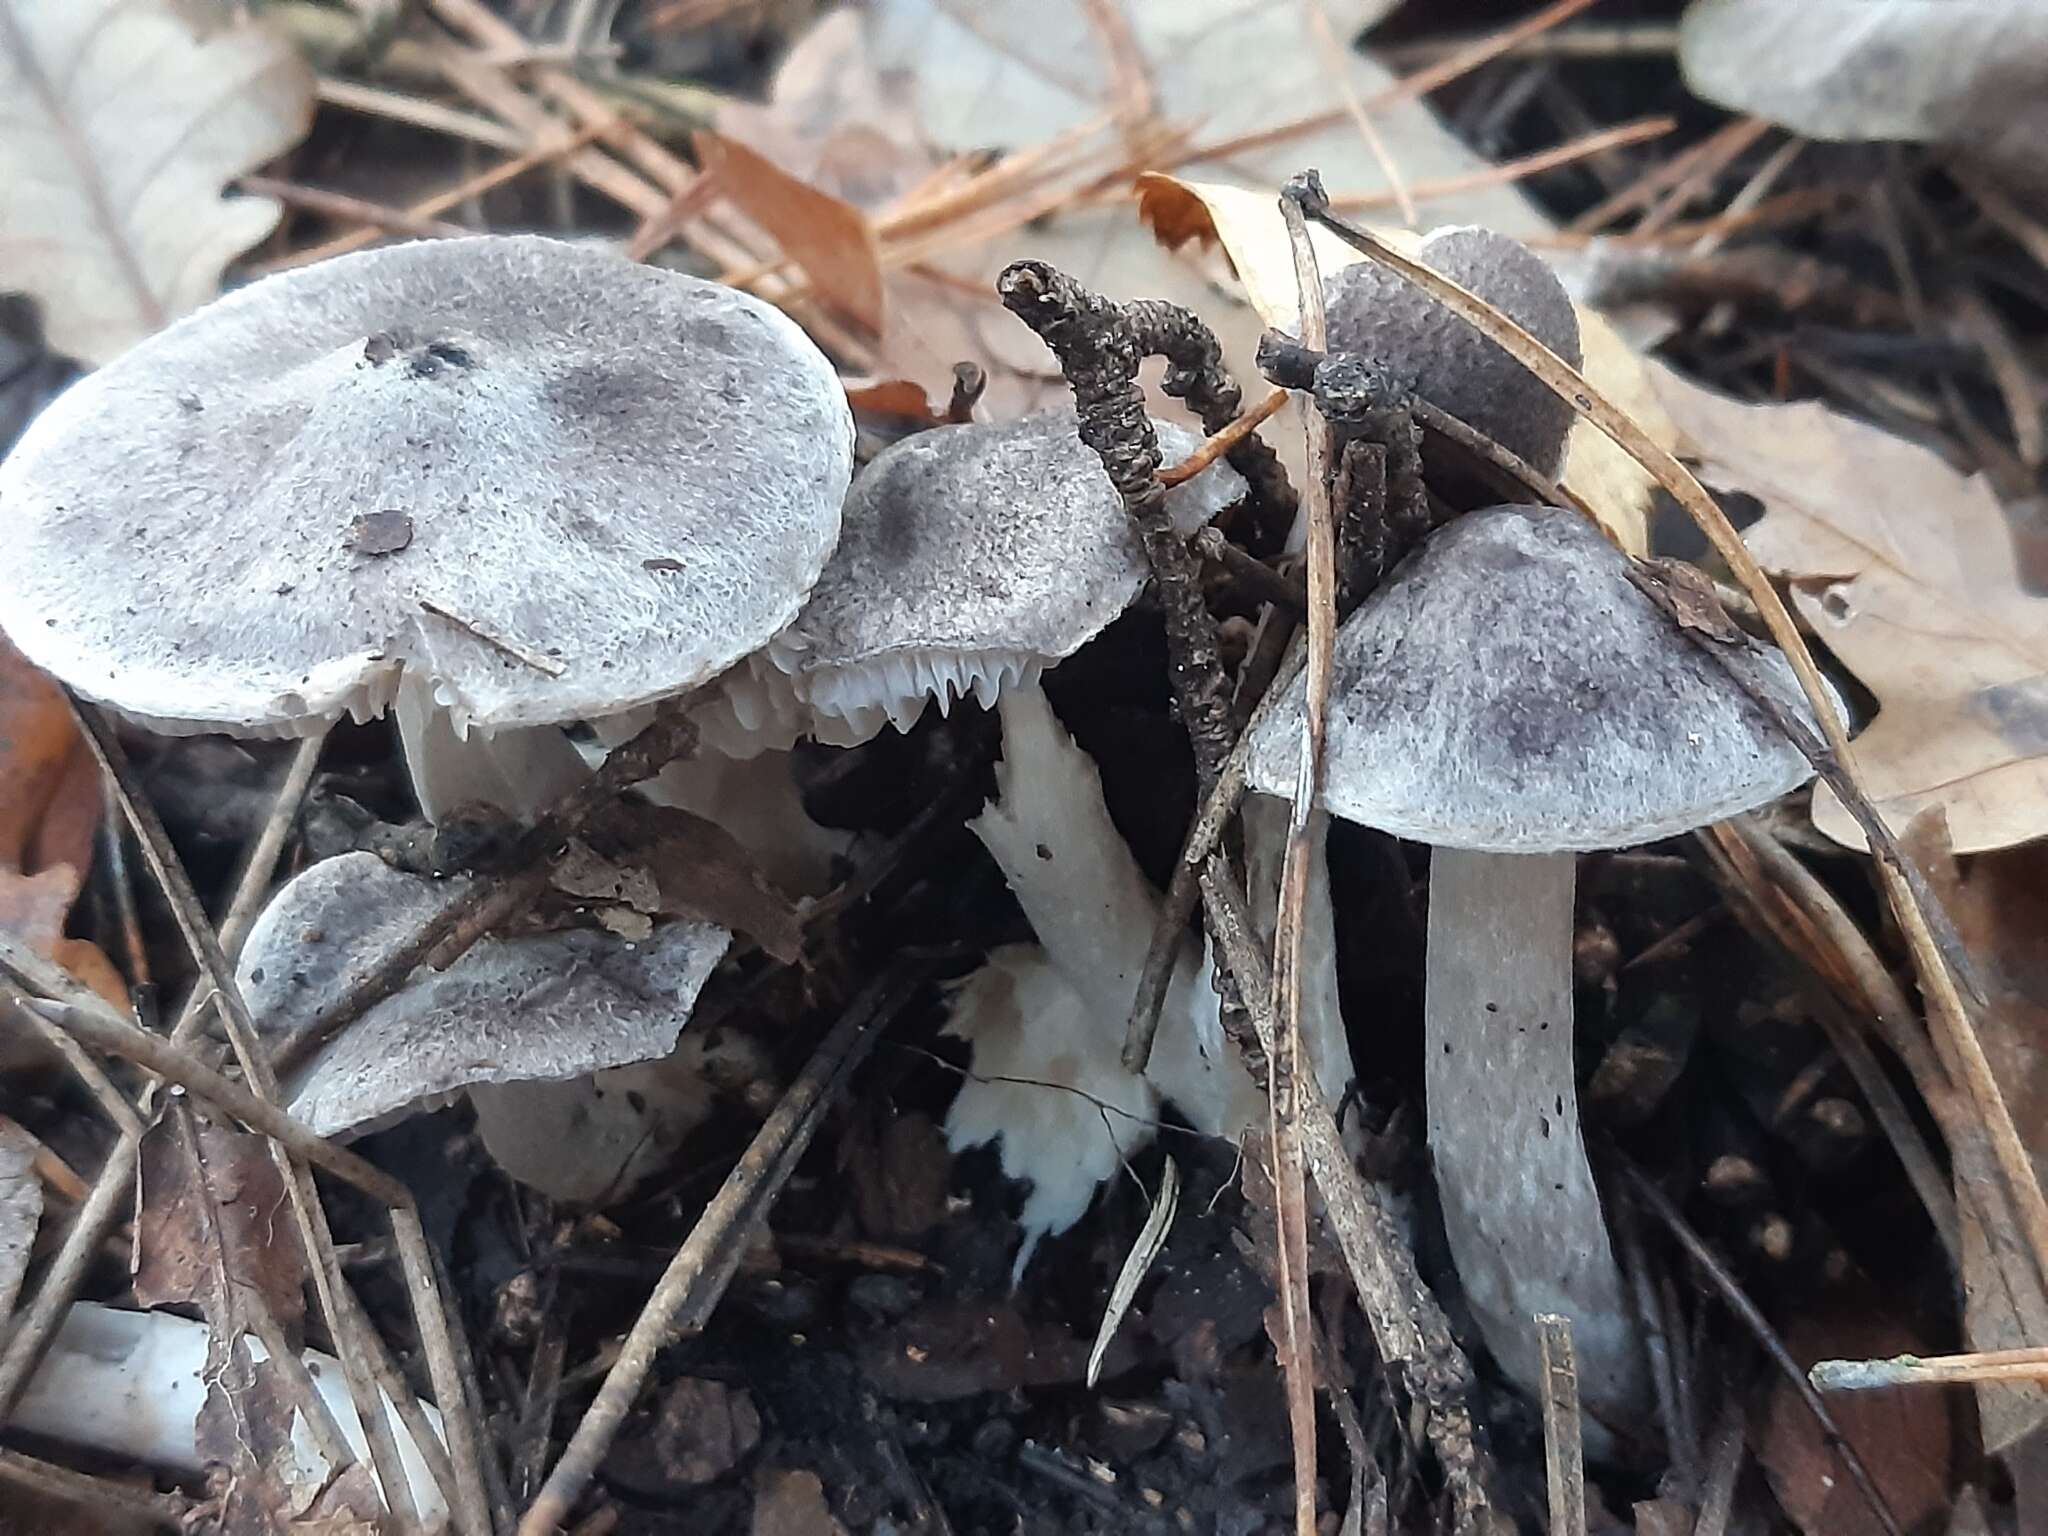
[1537,1315,1587,1536]
[1159,387,1292,486]
[1123,635,1309,1073]
[1196,868,1498,1533]
[517,960,934,1535]
[1263,173,1336,1536]
[0,1447,194,1530]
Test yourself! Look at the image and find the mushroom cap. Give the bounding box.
[0,235,853,737]
[1245,505,1823,852]
[1324,226,1581,475]
[764,411,1244,738]
[238,852,729,1137]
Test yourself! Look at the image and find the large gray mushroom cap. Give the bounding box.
[1245,505,1822,852]
[756,410,1244,739]
[1324,226,1581,475]
[0,235,852,737]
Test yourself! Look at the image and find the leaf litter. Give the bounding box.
[1,1,2047,1533]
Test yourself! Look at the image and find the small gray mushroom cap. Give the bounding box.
[1323,226,1581,474]
[0,235,852,737]
[1245,505,1823,852]
[238,852,730,1137]
[762,411,1244,735]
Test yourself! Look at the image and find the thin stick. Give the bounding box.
[517,962,931,1535]
[1812,1344,2048,1391]
[265,124,611,270]
[1303,0,1416,226]
[316,76,526,151]
[1331,115,1676,214]
[1621,1165,1904,1536]
[0,1447,194,1530]
[239,175,473,242]
[1296,192,2048,1304]
[1123,635,1308,1072]
[1267,176,1334,1536]
[1537,1315,1588,1536]
[0,734,324,1415]
[1174,0,1601,169]
[1159,388,1292,485]
[1196,868,1499,1533]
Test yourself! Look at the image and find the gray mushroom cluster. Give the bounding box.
[0,225,1834,1449]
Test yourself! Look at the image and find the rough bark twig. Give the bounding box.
[1124,635,1308,1073]
[997,261,1236,786]
[1196,868,1499,1534]
[517,960,934,1535]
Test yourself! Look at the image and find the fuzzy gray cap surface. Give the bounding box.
[764,410,1243,724]
[1324,227,1581,475]
[239,852,729,1137]
[1245,505,1822,852]
[0,235,853,736]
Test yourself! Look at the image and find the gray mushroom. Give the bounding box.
[1324,226,1581,474]
[1245,504,1825,1424]
[0,235,853,822]
[754,409,1244,743]
[238,852,731,1199]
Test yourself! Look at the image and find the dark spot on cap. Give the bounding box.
[643,556,685,574]
[348,510,414,556]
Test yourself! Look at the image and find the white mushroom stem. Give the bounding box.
[392,670,588,823]
[1423,847,1646,1421]
[16,1303,449,1529]
[969,686,1175,1033]
[970,688,1336,1141]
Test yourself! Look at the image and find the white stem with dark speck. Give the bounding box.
[1424,846,1646,1423]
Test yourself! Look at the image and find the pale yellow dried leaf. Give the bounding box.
[0,0,313,364]
[1137,172,1654,554]
[1653,366,2048,853]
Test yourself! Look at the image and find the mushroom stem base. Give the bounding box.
[1424,846,1646,1428]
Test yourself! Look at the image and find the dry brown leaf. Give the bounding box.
[0,0,314,365]
[1760,1287,1951,1536]
[134,1116,306,1329]
[1136,172,1659,553]
[1906,814,2048,1453]
[696,130,887,336]
[1653,366,2048,852]
[0,635,97,873]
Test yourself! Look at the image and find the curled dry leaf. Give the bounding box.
[1903,810,2048,1454]
[1679,0,2048,203]
[0,0,314,364]
[1653,365,2048,852]
[694,130,886,335]
[0,636,120,1037]
[1761,1289,1952,1536]
[1136,172,1663,555]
